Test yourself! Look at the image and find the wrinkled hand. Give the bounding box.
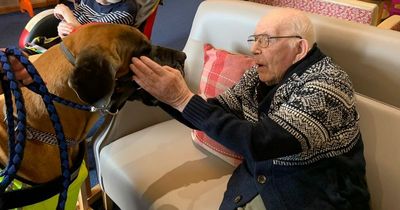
[0,49,33,94]
[130,56,194,112]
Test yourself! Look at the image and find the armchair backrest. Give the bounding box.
[356,94,400,210]
[247,0,379,25]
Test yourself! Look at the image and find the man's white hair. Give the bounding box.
[266,8,316,50]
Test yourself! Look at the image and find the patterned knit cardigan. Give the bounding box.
[216,55,360,166]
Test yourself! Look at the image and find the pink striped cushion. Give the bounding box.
[191,43,256,166]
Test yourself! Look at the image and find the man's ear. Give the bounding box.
[294,39,309,63]
[68,46,116,105]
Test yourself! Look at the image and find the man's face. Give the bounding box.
[250,17,299,85]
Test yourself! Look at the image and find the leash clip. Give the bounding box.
[90,106,119,116]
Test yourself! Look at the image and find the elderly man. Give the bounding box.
[130,8,370,210]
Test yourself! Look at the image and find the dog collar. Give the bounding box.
[60,42,76,66]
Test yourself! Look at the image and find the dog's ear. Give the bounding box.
[124,45,187,106]
[111,29,152,74]
[68,46,116,105]
[106,30,153,112]
[149,45,186,75]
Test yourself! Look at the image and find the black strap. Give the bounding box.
[0,142,85,209]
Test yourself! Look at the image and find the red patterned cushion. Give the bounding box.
[191,43,256,166]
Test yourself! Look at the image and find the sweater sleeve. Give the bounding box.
[180,58,360,164]
[182,95,301,161]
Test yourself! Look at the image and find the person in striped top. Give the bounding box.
[54,0,137,38]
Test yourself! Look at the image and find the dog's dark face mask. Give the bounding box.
[68,46,116,107]
[67,24,186,114]
[69,46,186,113]
[110,45,187,112]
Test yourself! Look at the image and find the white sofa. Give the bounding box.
[93,0,400,209]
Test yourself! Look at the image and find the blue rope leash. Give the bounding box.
[0,50,27,194]
[0,47,93,209]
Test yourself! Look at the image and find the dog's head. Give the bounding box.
[65,24,186,113]
[113,45,187,109]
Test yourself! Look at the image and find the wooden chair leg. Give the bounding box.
[102,191,114,210]
[77,185,90,210]
[77,141,91,209]
[77,141,99,210]
[88,184,103,206]
[77,183,103,210]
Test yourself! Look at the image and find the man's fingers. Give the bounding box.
[164,66,175,71]
[132,73,155,95]
[132,75,146,90]
[164,66,182,75]
[139,56,166,75]
[131,57,159,79]
[130,58,149,78]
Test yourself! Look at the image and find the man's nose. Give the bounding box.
[250,42,261,55]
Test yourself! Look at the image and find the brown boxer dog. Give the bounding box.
[0,23,185,188]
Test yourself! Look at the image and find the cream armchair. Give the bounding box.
[93,1,400,209]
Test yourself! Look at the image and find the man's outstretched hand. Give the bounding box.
[130,56,194,112]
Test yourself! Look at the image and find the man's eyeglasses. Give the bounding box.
[247,34,302,48]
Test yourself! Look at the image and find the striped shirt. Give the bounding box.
[73,0,137,26]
